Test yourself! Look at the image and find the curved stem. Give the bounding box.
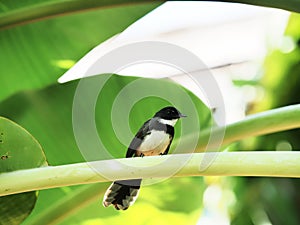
[0,152,299,197]
[194,104,300,152]
[0,0,162,30]
[219,0,300,13]
[2,104,300,197]
[1,0,299,30]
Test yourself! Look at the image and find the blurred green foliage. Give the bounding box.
[1,1,300,225]
[231,13,300,225]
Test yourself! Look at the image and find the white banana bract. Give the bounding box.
[59,2,289,124]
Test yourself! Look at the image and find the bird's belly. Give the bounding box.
[137,130,171,156]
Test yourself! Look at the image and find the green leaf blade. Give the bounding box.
[0,117,48,225]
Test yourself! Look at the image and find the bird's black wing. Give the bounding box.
[126,119,151,158]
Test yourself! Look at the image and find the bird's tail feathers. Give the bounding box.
[102,179,141,210]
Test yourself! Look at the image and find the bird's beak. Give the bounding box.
[179,113,187,118]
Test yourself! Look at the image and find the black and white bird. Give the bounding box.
[102,106,186,210]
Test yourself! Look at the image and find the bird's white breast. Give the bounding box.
[137,130,171,156]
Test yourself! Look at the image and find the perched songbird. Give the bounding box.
[102,106,186,210]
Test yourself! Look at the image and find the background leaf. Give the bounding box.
[0,74,211,224]
[0,2,160,102]
[0,117,47,225]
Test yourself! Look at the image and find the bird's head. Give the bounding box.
[154,106,186,120]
